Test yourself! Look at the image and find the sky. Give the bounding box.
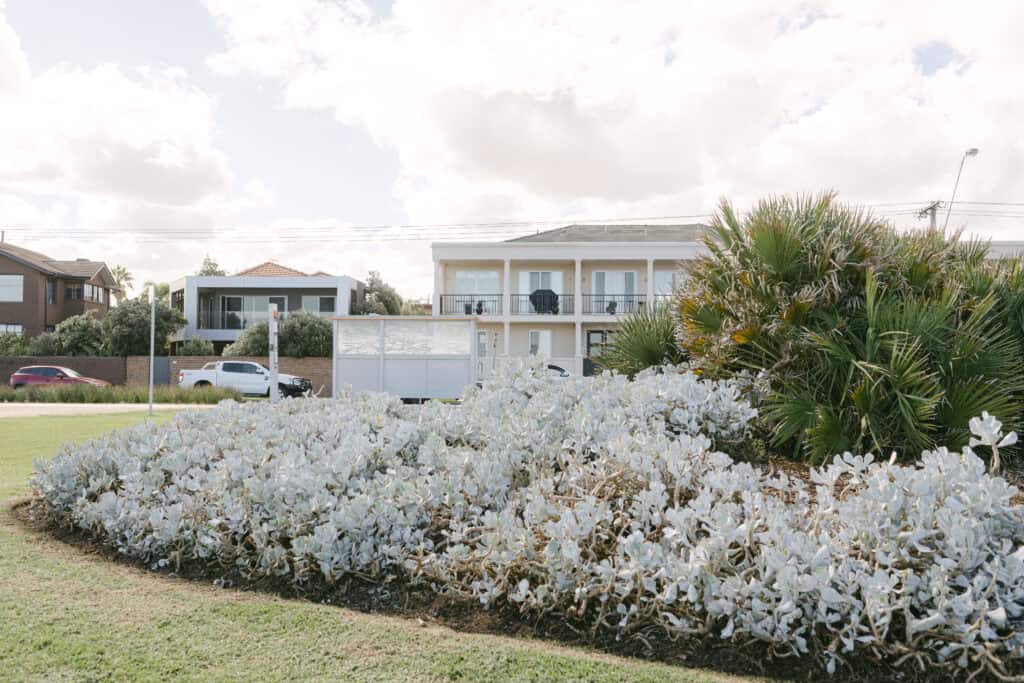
[1,0,1022,298]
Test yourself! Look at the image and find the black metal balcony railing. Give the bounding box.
[439,294,502,315]
[581,294,647,315]
[511,293,574,315]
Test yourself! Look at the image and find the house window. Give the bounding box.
[45,280,56,304]
[0,275,24,302]
[654,270,676,295]
[454,271,500,294]
[301,295,335,316]
[528,329,552,357]
[81,284,104,302]
[221,296,243,329]
[587,330,615,357]
[0,323,23,335]
[66,284,84,300]
[519,271,563,293]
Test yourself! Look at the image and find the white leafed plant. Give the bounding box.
[32,361,1024,679]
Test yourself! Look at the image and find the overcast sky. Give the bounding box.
[1,1,1022,297]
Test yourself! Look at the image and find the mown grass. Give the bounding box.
[0,413,749,682]
[0,383,242,404]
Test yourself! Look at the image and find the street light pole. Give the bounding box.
[148,283,156,417]
[942,147,979,231]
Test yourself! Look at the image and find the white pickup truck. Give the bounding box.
[178,361,313,397]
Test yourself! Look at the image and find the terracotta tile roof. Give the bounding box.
[232,261,308,277]
[310,270,334,277]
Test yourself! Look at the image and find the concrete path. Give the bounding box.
[0,403,217,418]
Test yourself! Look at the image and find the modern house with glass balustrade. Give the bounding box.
[431,224,706,375]
[168,261,364,353]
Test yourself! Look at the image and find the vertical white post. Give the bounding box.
[268,303,279,403]
[646,258,655,306]
[502,258,511,316]
[433,260,443,316]
[573,257,582,318]
[575,320,583,376]
[148,284,155,417]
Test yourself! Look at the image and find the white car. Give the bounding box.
[178,361,312,397]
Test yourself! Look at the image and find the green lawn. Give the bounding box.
[0,413,758,682]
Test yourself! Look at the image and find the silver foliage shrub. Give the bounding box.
[32,361,1024,678]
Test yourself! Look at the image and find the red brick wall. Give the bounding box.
[127,356,333,396]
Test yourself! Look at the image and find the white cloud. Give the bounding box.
[205,0,1024,242]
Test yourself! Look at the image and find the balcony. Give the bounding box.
[511,293,574,315]
[439,294,502,316]
[198,309,295,330]
[581,294,647,315]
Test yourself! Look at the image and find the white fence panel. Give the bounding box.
[332,317,478,399]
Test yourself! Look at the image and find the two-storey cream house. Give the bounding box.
[431,224,705,375]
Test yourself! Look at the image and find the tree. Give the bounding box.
[596,304,685,378]
[678,193,1024,463]
[55,312,106,356]
[177,337,216,356]
[222,313,332,358]
[223,321,269,357]
[104,296,186,356]
[279,312,332,357]
[197,255,226,276]
[352,271,402,315]
[28,332,61,356]
[142,281,170,303]
[0,333,29,356]
[110,265,134,303]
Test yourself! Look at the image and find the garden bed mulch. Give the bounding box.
[14,497,1016,683]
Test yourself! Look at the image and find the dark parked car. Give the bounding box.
[8,365,111,389]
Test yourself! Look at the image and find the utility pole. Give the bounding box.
[268,303,279,403]
[918,201,940,230]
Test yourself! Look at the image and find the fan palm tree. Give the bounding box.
[110,265,134,303]
[679,193,1024,463]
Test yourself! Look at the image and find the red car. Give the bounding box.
[8,365,111,389]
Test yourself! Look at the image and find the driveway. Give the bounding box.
[0,403,217,418]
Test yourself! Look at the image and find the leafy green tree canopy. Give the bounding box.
[197,256,226,276]
[352,271,402,315]
[104,297,186,357]
[55,312,106,356]
[222,312,331,358]
[177,337,216,356]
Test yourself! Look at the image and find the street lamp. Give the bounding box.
[942,147,979,231]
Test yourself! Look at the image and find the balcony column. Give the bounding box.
[503,321,510,358]
[502,257,511,317]
[646,258,655,306]
[432,259,443,316]
[575,320,583,376]
[574,257,582,317]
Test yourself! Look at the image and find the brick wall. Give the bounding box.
[1,356,126,385]
[129,356,334,396]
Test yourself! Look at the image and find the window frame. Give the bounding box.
[0,274,24,303]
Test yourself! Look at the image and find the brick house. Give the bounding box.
[0,241,120,338]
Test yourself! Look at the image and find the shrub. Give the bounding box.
[596,303,685,377]
[223,313,332,358]
[680,194,1024,462]
[105,296,186,356]
[0,333,29,355]
[177,337,216,356]
[1,383,241,403]
[28,331,61,356]
[223,321,269,356]
[31,362,1024,678]
[55,312,105,356]
[279,312,331,357]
